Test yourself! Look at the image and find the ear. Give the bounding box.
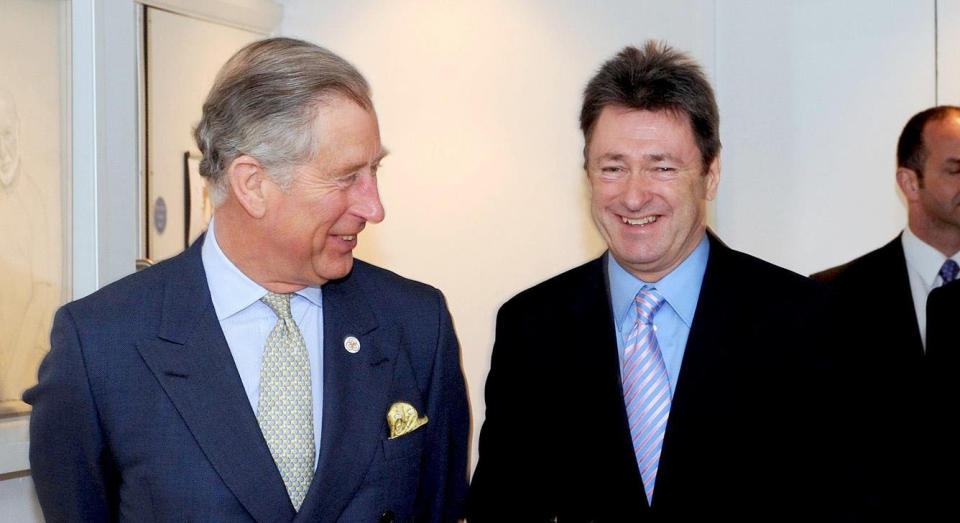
[704,156,721,201]
[896,167,921,202]
[226,154,269,219]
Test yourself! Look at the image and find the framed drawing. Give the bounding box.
[0,0,70,417]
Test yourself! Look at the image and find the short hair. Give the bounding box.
[897,105,960,179]
[580,41,720,170]
[194,37,372,204]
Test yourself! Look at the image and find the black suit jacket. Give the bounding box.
[923,279,960,518]
[812,234,929,521]
[468,233,841,521]
[926,278,959,362]
[24,238,469,522]
[811,234,922,359]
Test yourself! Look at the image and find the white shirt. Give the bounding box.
[201,218,324,463]
[901,226,960,349]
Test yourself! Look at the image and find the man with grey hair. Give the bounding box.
[468,41,845,520]
[26,38,469,522]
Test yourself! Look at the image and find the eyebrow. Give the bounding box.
[336,148,390,176]
[594,152,678,162]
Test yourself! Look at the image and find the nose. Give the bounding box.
[352,171,385,223]
[622,172,653,210]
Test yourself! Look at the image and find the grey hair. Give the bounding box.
[194,37,372,204]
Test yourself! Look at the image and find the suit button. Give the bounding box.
[379,510,395,523]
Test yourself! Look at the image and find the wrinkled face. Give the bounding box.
[263,96,385,287]
[587,106,719,282]
[915,114,960,235]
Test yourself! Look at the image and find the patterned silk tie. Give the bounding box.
[938,259,959,284]
[621,286,670,505]
[257,292,315,510]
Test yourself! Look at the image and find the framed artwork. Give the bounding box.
[0,0,70,417]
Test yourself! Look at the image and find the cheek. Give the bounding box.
[590,184,620,208]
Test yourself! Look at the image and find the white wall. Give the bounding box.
[715,0,935,275]
[280,0,717,469]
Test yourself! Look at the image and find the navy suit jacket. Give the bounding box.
[468,233,845,521]
[24,238,469,522]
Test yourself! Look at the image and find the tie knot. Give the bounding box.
[939,259,959,284]
[261,292,294,320]
[634,286,666,324]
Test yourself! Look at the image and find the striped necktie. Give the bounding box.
[621,286,670,505]
[258,292,315,510]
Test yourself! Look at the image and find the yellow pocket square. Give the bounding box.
[387,401,428,439]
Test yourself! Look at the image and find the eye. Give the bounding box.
[336,172,359,187]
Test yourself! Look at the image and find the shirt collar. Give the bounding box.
[607,233,710,329]
[201,216,322,321]
[902,226,960,288]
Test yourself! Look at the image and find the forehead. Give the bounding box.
[308,96,383,170]
[588,106,697,153]
[923,113,960,152]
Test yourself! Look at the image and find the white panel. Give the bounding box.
[146,8,261,261]
[280,0,716,470]
[716,0,935,275]
[0,475,41,523]
[937,0,960,105]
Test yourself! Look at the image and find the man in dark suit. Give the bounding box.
[812,106,960,357]
[811,106,960,520]
[468,41,841,521]
[25,38,468,522]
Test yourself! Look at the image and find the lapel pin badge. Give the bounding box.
[344,335,360,354]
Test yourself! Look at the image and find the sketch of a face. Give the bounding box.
[0,88,21,188]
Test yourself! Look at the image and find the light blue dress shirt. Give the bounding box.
[201,219,324,465]
[607,234,709,395]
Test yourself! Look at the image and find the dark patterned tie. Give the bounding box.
[938,259,959,285]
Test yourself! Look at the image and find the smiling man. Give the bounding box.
[25,38,468,523]
[468,42,842,521]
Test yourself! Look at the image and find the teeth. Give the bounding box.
[622,216,657,226]
[340,235,356,241]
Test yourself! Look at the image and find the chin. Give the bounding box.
[316,257,355,283]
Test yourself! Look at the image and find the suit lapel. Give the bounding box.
[296,266,394,522]
[570,256,650,511]
[135,240,295,522]
[653,232,733,506]
[885,237,924,357]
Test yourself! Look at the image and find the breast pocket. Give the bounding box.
[355,428,426,522]
[382,428,425,461]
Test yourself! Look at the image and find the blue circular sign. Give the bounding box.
[154,196,167,234]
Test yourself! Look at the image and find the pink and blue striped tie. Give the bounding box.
[621,286,669,505]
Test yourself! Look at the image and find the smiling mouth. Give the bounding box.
[621,215,658,226]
